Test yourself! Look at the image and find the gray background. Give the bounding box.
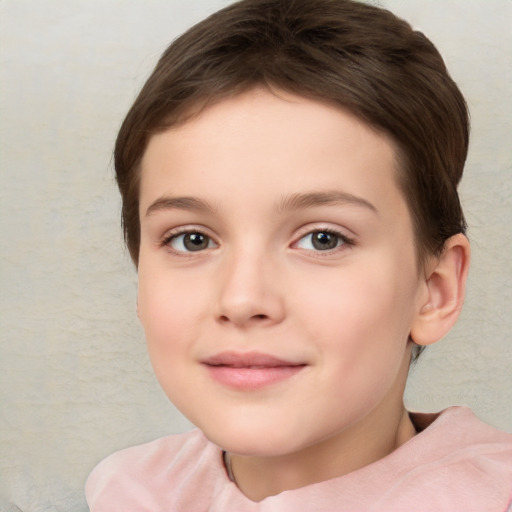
[1,1,511,510]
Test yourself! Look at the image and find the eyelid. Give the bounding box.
[291,224,356,253]
[159,225,219,253]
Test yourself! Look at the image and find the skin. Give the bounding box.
[136,88,467,501]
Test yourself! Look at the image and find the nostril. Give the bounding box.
[219,313,268,322]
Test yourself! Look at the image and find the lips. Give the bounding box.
[202,351,306,390]
[204,351,301,368]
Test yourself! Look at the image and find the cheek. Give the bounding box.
[137,272,200,404]
[296,267,416,418]
[295,261,417,356]
[137,269,200,356]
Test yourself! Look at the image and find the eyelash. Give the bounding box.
[159,226,355,255]
[293,227,355,254]
[160,227,217,255]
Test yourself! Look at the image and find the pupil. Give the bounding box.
[184,233,208,251]
[312,232,337,250]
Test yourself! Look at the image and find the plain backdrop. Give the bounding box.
[1,1,511,510]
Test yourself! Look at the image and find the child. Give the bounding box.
[86,0,512,510]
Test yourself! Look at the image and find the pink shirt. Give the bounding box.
[86,407,512,511]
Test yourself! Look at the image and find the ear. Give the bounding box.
[410,234,470,346]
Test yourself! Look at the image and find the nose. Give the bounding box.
[215,249,285,328]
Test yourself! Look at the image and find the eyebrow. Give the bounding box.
[145,196,216,217]
[278,191,378,214]
[145,190,378,217]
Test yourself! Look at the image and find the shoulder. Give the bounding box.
[86,429,223,512]
[411,406,512,460]
[275,408,512,512]
[87,429,209,479]
[390,407,512,510]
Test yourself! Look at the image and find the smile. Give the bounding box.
[202,352,307,390]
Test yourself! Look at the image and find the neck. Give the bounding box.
[228,403,416,502]
[227,351,416,502]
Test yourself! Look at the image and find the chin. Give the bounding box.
[198,418,314,457]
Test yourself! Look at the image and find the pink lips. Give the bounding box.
[202,352,306,390]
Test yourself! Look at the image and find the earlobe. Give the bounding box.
[410,234,471,346]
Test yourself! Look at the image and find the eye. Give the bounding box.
[165,231,217,253]
[295,230,350,251]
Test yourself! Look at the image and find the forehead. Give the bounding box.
[139,89,407,222]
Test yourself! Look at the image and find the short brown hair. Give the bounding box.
[115,0,469,267]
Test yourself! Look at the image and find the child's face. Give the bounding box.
[137,89,428,457]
